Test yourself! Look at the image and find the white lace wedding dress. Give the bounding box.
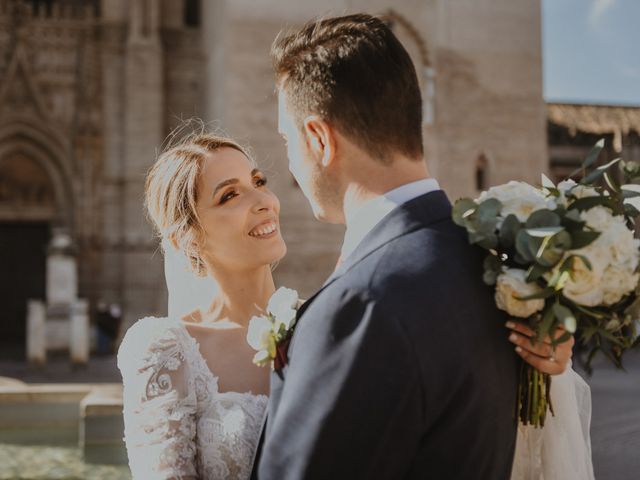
[117,317,268,479]
[118,317,593,480]
[511,365,595,480]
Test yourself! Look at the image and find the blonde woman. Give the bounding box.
[118,133,284,478]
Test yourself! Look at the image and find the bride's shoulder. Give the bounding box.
[117,316,186,371]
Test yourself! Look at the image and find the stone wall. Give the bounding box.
[0,0,547,332]
[207,0,547,297]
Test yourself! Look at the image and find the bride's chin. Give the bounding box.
[268,242,287,264]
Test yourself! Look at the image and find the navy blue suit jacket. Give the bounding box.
[252,190,519,479]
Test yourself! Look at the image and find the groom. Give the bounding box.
[252,14,519,479]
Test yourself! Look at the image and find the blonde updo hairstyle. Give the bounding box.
[145,128,254,277]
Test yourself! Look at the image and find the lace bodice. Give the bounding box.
[118,317,268,479]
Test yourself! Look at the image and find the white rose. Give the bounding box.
[561,252,608,306]
[246,315,272,351]
[478,181,556,223]
[495,269,545,318]
[267,287,299,331]
[560,209,640,307]
[580,206,615,232]
[601,266,640,306]
[600,215,640,269]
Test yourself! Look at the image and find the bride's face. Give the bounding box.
[195,147,286,272]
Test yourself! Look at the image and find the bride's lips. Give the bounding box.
[248,219,279,239]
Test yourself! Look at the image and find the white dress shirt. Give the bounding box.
[340,178,441,262]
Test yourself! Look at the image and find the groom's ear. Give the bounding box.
[303,115,336,168]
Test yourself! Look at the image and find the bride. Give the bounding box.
[117,131,592,479]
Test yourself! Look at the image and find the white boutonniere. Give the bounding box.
[246,287,300,369]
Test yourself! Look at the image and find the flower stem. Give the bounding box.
[517,362,552,427]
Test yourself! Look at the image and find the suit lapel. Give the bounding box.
[330,189,452,280]
[294,190,453,330]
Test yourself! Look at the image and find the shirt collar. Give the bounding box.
[340,178,440,261]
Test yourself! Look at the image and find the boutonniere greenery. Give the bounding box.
[246,287,300,370]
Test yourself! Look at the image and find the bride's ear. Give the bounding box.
[303,115,336,168]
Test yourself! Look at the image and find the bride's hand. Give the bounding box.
[505,321,574,375]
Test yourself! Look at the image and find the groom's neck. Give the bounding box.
[341,154,430,227]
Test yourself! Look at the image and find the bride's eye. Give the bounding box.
[220,190,238,204]
[254,176,268,187]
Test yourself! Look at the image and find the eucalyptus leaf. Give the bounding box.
[515,230,535,263]
[583,139,605,170]
[483,269,499,286]
[551,230,572,250]
[603,171,620,193]
[452,198,477,227]
[514,252,529,265]
[624,202,640,218]
[553,303,577,333]
[532,229,568,268]
[525,209,561,229]
[499,214,520,248]
[570,230,601,249]
[528,234,545,260]
[483,254,502,273]
[568,195,616,212]
[537,307,556,342]
[475,198,502,228]
[580,158,621,185]
[526,226,564,238]
[526,264,549,282]
[476,233,498,250]
[562,209,586,231]
[537,248,565,268]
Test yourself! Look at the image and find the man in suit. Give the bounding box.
[253,13,519,479]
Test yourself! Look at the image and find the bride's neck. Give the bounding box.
[205,264,275,327]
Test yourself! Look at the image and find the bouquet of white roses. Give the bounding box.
[453,139,640,427]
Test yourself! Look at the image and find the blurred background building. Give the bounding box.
[0,0,638,354]
[1,1,639,478]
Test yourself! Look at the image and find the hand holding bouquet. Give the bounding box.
[453,139,640,427]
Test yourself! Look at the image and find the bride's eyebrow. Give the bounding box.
[212,178,238,198]
[212,170,263,197]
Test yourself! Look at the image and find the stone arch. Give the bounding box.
[382,10,436,125]
[0,120,74,228]
[382,9,431,67]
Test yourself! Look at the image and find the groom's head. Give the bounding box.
[273,13,424,222]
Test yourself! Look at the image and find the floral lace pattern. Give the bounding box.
[118,317,268,480]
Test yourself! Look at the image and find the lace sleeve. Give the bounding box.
[118,318,198,479]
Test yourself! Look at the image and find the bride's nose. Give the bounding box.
[251,189,278,213]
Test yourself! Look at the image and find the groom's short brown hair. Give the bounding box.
[272,13,424,163]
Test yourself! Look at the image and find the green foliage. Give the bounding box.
[454,138,640,383]
[499,214,520,248]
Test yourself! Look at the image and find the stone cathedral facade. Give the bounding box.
[0,0,548,353]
